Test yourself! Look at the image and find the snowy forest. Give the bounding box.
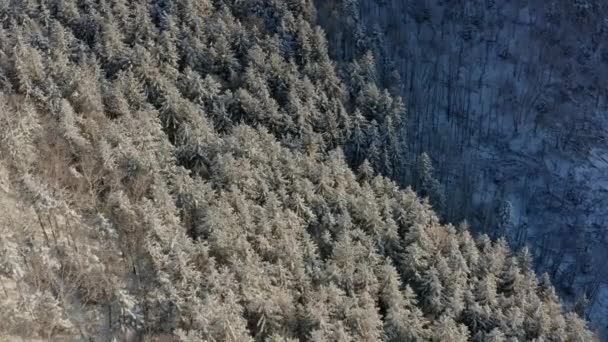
[315,0,608,336]
[0,0,601,341]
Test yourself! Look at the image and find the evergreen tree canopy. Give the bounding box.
[0,0,595,341]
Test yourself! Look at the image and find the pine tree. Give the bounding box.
[416,152,445,213]
[431,315,469,342]
[420,266,445,315]
[347,110,369,167]
[484,328,507,342]
[498,257,521,297]
[381,275,429,342]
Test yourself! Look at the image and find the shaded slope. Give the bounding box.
[314,0,608,335]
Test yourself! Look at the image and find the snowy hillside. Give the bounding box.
[316,0,608,336]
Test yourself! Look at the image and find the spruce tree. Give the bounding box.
[416,152,445,213]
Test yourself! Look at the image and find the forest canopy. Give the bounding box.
[0,0,596,341]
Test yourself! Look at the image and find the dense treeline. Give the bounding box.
[0,0,595,340]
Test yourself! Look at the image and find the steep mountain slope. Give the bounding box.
[0,0,596,340]
[315,0,608,336]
